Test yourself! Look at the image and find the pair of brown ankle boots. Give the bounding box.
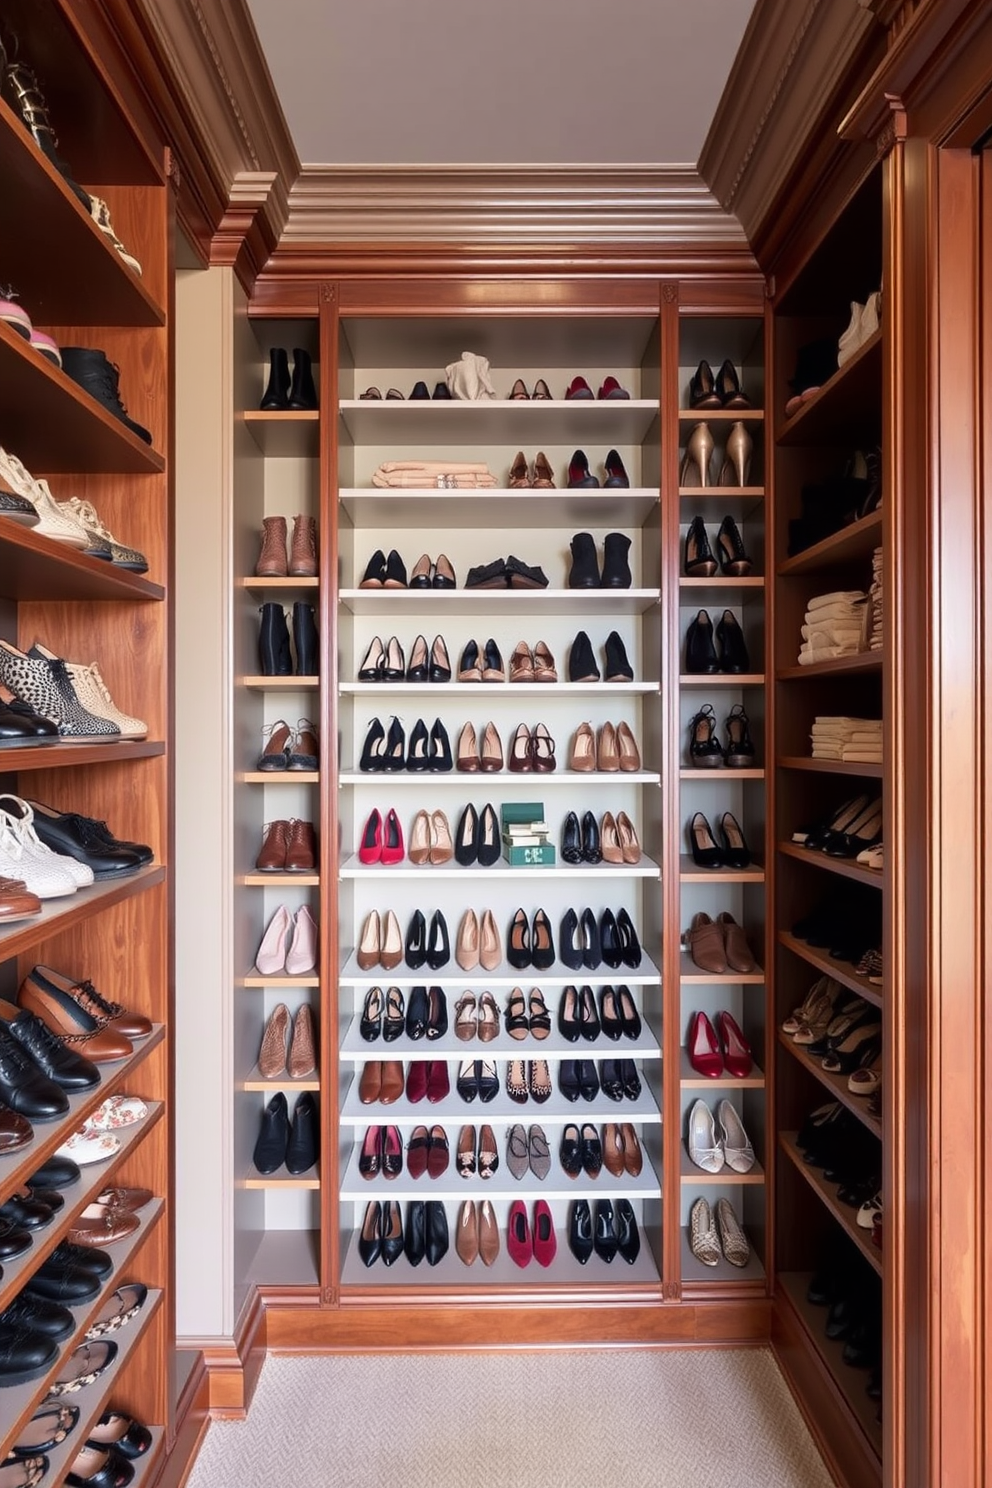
[255,515,317,577]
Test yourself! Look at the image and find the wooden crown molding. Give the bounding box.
[698,0,885,245]
[279,165,751,250]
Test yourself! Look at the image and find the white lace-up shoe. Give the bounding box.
[56,499,147,572]
[0,806,78,898]
[0,796,94,888]
[40,652,147,740]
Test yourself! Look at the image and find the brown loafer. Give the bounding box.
[358,1061,382,1104]
[687,911,728,974]
[67,1203,140,1246]
[718,912,756,973]
[378,1061,405,1105]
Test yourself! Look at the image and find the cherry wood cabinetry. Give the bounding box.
[0,0,174,1470]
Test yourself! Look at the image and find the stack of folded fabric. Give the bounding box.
[868,546,883,650]
[810,716,880,761]
[797,590,868,665]
[842,719,883,764]
[372,460,497,489]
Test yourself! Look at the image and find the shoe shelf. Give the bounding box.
[778,931,883,1009]
[0,1207,164,1453]
[679,1226,766,1286]
[678,951,765,985]
[777,510,883,576]
[0,864,165,966]
[239,675,320,690]
[678,577,765,601]
[337,853,662,881]
[677,408,765,423]
[240,1166,319,1190]
[339,488,661,529]
[678,1049,765,1089]
[340,1022,661,1063]
[778,756,883,780]
[338,399,661,445]
[678,1149,765,1185]
[243,409,320,457]
[338,589,662,617]
[239,970,321,988]
[339,681,660,697]
[679,767,765,781]
[241,576,320,594]
[777,1032,882,1139]
[239,771,320,785]
[775,331,883,447]
[38,1322,165,1488]
[779,1134,882,1278]
[678,488,765,519]
[339,1149,662,1203]
[240,1229,321,1289]
[338,950,663,987]
[240,873,320,887]
[338,1220,661,1291]
[237,1066,320,1092]
[0,320,165,475]
[338,1081,663,1130]
[0,1095,165,1307]
[777,1272,883,1461]
[678,855,765,882]
[0,99,165,328]
[338,771,662,787]
[0,522,165,603]
[777,653,882,681]
[0,740,165,773]
[679,673,765,688]
[778,842,883,890]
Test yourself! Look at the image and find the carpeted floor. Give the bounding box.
[186,1349,835,1487]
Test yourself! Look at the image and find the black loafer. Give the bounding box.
[465,559,507,589]
[27,1157,79,1192]
[578,1060,599,1102]
[48,1240,112,1277]
[25,1263,100,1305]
[252,1092,289,1174]
[600,1059,623,1102]
[0,698,58,745]
[559,1124,582,1178]
[505,555,549,589]
[0,1216,32,1261]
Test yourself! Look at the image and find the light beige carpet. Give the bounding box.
[185,1348,836,1487]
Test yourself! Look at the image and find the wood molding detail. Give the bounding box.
[279,166,749,248]
[194,1287,268,1419]
[698,0,884,245]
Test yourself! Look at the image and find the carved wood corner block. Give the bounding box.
[876,94,908,157]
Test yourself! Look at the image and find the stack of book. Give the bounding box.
[501,803,555,866]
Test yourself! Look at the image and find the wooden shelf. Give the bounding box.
[777,652,882,681]
[0,739,164,772]
[0,319,165,475]
[678,577,765,601]
[241,576,321,593]
[679,767,765,781]
[678,1048,765,1089]
[339,588,661,617]
[340,487,661,529]
[776,330,882,446]
[679,1148,765,1184]
[779,841,883,889]
[238,1065,320,1092]
[679,951,764,985]
[241,1166,320,1190]
[239,675,320,690]
[0,99,164,327]
[778,510,883,575]
[0,520,164,602]
[240,873,320,886]
[778,931,883,1008]
[243,409,320,456]
[780,1133,882,1276]
[778,1272,883,1461]
[0,864,165,964]
[678,854,765,883]
[778,1031,882,1139]
[239,771,320,785]
[339,397,661,445]
[678,408,765,422]
[240,971,321,988]
[778,756,883,779]
[679,673,765,687]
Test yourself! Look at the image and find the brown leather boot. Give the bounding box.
[256,820,289,872]
[285,819,317,872]
[255,516,287,577]
[289,514,317,577]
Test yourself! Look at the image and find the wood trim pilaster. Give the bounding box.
[193,1287,268,1419]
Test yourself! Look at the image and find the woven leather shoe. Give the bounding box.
[17,967,133,1063]
[284,819,317,872]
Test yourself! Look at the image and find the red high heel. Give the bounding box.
[379,808,405,864]
[358,808,383,864]
[507,1199,531,1268]
[716,1010,753,1078]
[687,1010,723,1078]
[532,1199,557,1267]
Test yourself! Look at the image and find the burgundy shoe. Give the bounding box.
[564,376,594,401]
[406,1063,428,1103]
[426,1061,450,1103]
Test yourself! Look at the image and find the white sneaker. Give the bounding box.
[56,498,147,572]
[88,195,143,275]
[0,795,94,888]
[0,808,77,898]
[64,658,147,739]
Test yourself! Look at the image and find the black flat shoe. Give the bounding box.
[620,1058,641,1100]
[569,1199,594,1263]
[405,718,430,772]
[600,909,621,970]
[427,911,450,970]
[531,910,556,971]
[456,1059,479,1102]
[685,609,719,674]
[466,559,507,589]
[455,804,479,866]
[561,811,582,864]
[558,987,581,1043]
[716,609,750,673]
[581,1123,603,1177]
[560,1124,582,1178]
[579,986,600,1041]
[689,811,724,868]
[593,1199,618,1262]
[559,1059,580,1102]
[404,1200,425,1266]
[426,987,448,1040]
[428,718,452,770]
[405,910,427,969]
[578,1059,599,1101]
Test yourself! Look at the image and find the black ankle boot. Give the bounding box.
[568,630,600,682]
[261,348,290,410]
[293,602,319,676]
[59,348,152,444]
[601,532,632,589]
[604,630,633,681]
[289,348,318,410]
[568,532,601,589]
[258,604,292,675]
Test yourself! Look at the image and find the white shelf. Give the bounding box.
[339,681,659,696]
[338,398,660,445]
[339,948,662,986]
[339,588,661,617]
[340,487,660,528]
[339,771,661,787]
[339,1070,663,1128]
[339,1143,661,1201]
[339,1014,661,1062]
[338,852,661,880]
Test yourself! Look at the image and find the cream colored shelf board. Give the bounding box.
[339,681,659,696]
[240,873,320,886]
[679,951,764,985]
[678,1049,765,1089]
[241,1167,320,1190]
[678,768,765,780]
[678,576,765,591]
[239,971,321,987]
[679,674,765,687]
[239,675,320,689]
[339,1077,662,1129]
[679,1149,765,1184]
[238,1065,320,1092]
[240,576,321,591]
[339,1013,661,1062]
[339,771,661,787]
[339,1143,661,1202]
[338,852,661,881]
[678,855,765,883]
[239,771,320,785]
[339,588,661,617]
[677,408,764,422]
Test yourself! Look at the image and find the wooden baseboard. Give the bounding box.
[199,1287,269,1418]
[151,1354,209,1488]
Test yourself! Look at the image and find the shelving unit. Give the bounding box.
[0,0,172,1458]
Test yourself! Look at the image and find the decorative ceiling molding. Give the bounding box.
[280,166,750,248]
[698,0,885,245]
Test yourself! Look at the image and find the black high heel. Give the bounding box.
[405,719,429,771]
[531,909,556,970]
[582,907,602,970]
[600,909,621,969]
[604,630,633,682]
[384,549,407,588]
[716,610,750,674]
[684,516,717,577]
[716,516,752,576]
[685,610,719,674]
[723,704,755,768]
[716,358,751,409]
[689,359,721,409]
[689,811,724,868]
[360,550,387,587]
[429,635,451,683]
[428,718,452,771]
[718,811,751,868]
[406,634,430,683]
[559,909,582,969]
[406,910,427,969]
[688,705,723,767]
[617,908,642,968]
[482,638,504,681]
[427,911,450,970]
[579,985,600,1041]
[477,804,501,867]
[568,630,601,682]
[359,636,385,681]
[581,811,601,864]
[382,716,406,771]
[383,636,405,681]
[359,717,386,771]
[455,804,479,866]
